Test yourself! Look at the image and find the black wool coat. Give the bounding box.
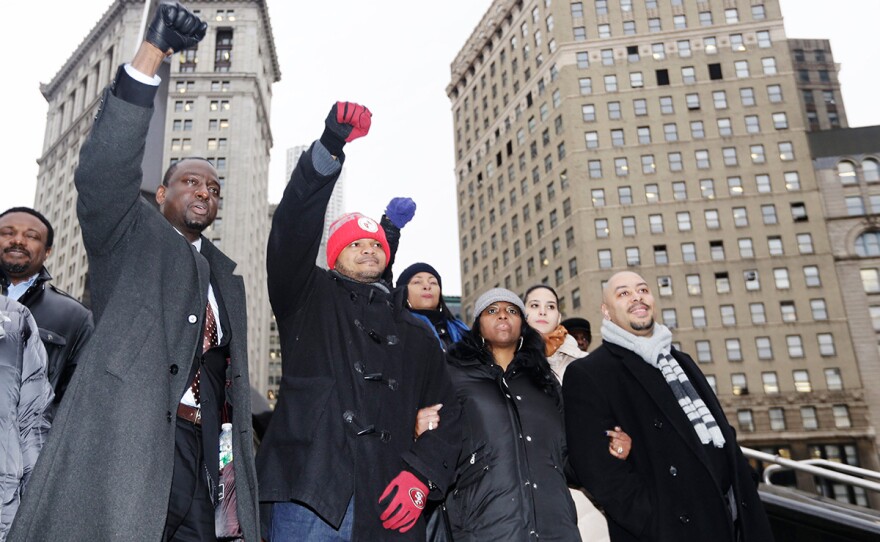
[563,341,774,542]
[257,142,462,541]
[443,346,579,542]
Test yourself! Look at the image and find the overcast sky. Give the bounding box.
[3,0,879,297]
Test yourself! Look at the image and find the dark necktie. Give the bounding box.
[192,300,219,404]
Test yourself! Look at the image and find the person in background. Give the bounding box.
[523,284,630,542]
[396,262,469,352]
[0,296,52,541]
[442,287,579,541]
[564,271,773,541]
[259,101,461,541]
[561,317,591,353]
[0,207,93,417]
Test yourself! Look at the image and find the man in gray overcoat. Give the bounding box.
[8,4,258,541]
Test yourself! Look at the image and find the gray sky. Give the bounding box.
[3,0,879,297]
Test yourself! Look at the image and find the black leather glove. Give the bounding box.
[145,2,208,54]
[320,101,372,157]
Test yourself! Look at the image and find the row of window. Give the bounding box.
[595,203,809,237]
[177,28,233,73]
[170,138,229,151]
[175,80,231,94]
[571,2,766,39]
[585,118,792,149]
[695,333,839,363]
[724,368,844,396]
[734,404,850,434]
[173,100,232,113]
[658,267,823,297]
[172,119,230,132]
[654,299,831,330]
[837,159,880,184]
[577,30,774,71]
[596,235,815,268]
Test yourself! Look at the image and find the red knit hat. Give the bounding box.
[326,212,391,270]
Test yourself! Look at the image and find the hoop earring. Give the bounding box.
[406,299,412,309]
[481,336,486,348]
[517,336,524,351]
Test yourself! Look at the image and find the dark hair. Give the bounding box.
[524,284,559,303]
[451,316,561,405]
[0,207,55,248]
[162,157,215,186]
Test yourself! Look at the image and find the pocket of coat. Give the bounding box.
[454,443,492,490]
[102,306,159,380]
[278,376,335,444]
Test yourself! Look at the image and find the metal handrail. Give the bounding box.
[741,447,880,493]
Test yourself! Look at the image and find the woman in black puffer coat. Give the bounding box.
[441,288,580,542]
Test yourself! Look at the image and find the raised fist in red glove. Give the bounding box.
[378,470,428,533]
[320,101,372,157]
[145,2,207,55]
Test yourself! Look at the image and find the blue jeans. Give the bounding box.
[270,499,354,542]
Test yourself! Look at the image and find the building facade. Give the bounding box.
[448,0,878,506]
[33,0,280,392]
[789,38,847,132]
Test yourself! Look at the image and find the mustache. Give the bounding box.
[2,245,30,257]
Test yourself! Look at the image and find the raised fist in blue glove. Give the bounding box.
[385,197,417,229]
[145,2,208,55]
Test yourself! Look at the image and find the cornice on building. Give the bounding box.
[447,0,519,98]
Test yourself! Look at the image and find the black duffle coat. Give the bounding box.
[257,142,461,541]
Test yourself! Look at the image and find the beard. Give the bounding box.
[184,216,210,232]
[0,259,29,275]
[335,260,384,284]
[630,317,655,332]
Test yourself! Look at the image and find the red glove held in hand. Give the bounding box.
[378,470,428,533]
[320,101,372,157]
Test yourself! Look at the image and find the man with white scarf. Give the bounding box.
[562,271,774,542]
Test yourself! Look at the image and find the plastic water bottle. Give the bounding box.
[219,423,234,470]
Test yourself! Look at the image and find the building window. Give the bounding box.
[825,368,843,390]
[785,335,804,359]
[582,104,596,121]
[621,217,636,236]
[761,205,777,225]
[801,407,818,430]
[615,157,629,177]
[793,369,811,392]
[856,232,880,257]
[691,307,707,328]
[589,160,602,179]
[833,405,851,428]
[739,238,754,258]
[690,120,705,139]
[726,339,742,362]
[696,341,712,363]
[662,308,677,328]
[773,112,789,129]
[769,408,786,430]
[731,373,748,395]
[762,371,779,392]
[720,304,735,325]
[818,333,836,356]
[681,243,696,262]
[214,29,233,72]
[625,247,640,266]
[654,245,668,264]
[740,87,755,106]
[744,270,760,291]
[578,77,592,95]
[750,303,766,324]
[737,410,755,432]
[762,57,777,75]
[734,60,749,77]
[677,212,692,232]
[598,249,612,269]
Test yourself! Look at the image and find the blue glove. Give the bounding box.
[385,197,416,229]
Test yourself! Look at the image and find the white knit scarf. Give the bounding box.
[602,319,726,448]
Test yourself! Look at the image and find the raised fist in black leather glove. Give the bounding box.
[320,101,372,157]
[145,2,208,55]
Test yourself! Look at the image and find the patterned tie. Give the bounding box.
[193,300,219,404]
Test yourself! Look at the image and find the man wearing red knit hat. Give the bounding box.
[258,102,461,541]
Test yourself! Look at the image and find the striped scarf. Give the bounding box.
[602,320,726,448]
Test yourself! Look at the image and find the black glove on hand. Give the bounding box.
[145,2,208,54]
[320,101,372,157]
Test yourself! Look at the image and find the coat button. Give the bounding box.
[526,435,532,442]
[669,466,678,476]
[169,364,179,375]
[188,314,198,324]
[166,411,172,422]
[343,410,355,423]
[653,419,663,429]
[380,430,391,443]
[679,515,690,524]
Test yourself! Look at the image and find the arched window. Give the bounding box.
[855,231,880,257]
[837,160,857,185]
[863,158,880,182]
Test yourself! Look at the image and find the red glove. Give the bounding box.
[378,470,428,533]
[335,101,372,142]
[320,101,372,157]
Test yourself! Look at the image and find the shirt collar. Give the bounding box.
[174,227,202,252]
